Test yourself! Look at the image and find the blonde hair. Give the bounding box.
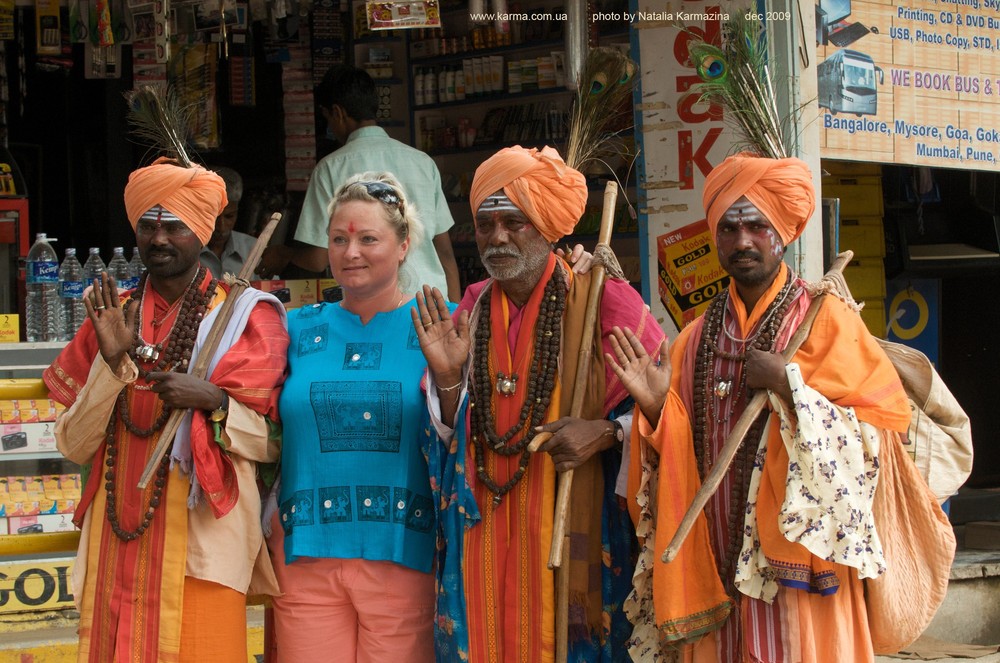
[327,172,424,253]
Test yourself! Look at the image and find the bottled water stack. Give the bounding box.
[26,233,62,342]
[108,247,133,291]
[129,247,145,284]
[59,248,86,341]
[82,247,106,287]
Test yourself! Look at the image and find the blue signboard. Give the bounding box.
[885,277,939,365]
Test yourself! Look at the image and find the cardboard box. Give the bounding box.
[9,513,76,534]
[316,278,342,303]
[0,422,57,455]
[251,279,318,310]
[822,183,884,218]
[844,258,886,300]
[821,160,881,176]
[859,301,886,339]
[839,217,886,258]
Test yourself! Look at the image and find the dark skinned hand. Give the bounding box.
[605,326,671,424]
[84,272,136,373]
[534,417,615,472]
[146,371,226,412]
[744,348,793,404]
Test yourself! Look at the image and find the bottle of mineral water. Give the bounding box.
[108,247,132,291]
[128,247,145,283]
[58,248,86,341]
[25,233,61,342]
[82,247,106,287]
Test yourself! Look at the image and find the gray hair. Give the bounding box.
[209,166,244,205]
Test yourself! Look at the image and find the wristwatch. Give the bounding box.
[210,391,230,423]
[612,419,625,448]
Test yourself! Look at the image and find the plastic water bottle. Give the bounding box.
[108,247,132,291]
[82,247,106,287]
[58,248,86,341]
[128,247,145,284]
[25,233,62,342]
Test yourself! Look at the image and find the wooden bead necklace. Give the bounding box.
[118,268,217,438]
[103,417,170,542]
[470,264,566,507]
[693,269,797,596]
[105,267,217,541]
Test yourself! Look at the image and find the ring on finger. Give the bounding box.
[95,305,106,310]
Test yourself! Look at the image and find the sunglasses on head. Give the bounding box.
[356,181,403,212]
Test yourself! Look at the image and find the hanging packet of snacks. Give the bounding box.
[0,0,15,41]
[365,0,439,30]
[34,0,62,54]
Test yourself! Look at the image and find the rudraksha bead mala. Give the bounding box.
[470,264,566,507]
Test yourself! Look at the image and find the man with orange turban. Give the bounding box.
[605,153,949,662]
[413,145,665,661]
[44,158,290,662]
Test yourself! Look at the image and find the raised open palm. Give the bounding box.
[84,272,136,372]
[606,326,671,424]
[411,285,469,384]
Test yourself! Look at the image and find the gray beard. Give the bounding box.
[481,245,549,283]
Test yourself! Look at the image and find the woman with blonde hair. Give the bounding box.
[268,172,439,662]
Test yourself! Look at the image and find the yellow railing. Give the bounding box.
[0,531,79,557]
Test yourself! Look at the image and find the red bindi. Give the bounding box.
[347,222,356,233]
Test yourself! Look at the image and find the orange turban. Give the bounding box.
[123,157,228,246]
[470,146,587,243]
[702,154,815,246]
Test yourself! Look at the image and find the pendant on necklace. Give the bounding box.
[492,493,503,508]
[136,344,160,362]
[714,379,733,398]
[495,372,518,397]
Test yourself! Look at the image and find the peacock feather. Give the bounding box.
[564,46,638,172]
[124,85,195,167]
[684,12,790,159]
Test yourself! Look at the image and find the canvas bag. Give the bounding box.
[815,275,963,652]
[875,337,974,502]
[866,429,956,654]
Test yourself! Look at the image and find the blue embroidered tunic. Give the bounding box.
[278,299,437,572]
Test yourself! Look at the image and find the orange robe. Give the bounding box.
[628,264,912,662]
[44,277,288,662]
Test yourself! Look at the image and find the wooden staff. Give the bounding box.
[661,250,854,563]
[525,181,617,663]
[137,213,282,489]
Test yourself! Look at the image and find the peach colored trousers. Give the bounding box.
[267,517,435,663]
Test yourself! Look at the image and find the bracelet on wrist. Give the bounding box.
[437,379,463,392]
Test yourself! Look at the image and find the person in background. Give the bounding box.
[257,65,462,301]
[44,158,289,662]
[412,145,665,661]
[267,172,440,663]
[200,166,259,278]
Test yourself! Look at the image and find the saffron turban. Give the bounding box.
[470,146,587,243]
[123,157,228,246]
[703,153,815,246]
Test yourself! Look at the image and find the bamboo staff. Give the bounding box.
[137,213,282,489]
[661,250,854,563]
[525,181,618,663]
